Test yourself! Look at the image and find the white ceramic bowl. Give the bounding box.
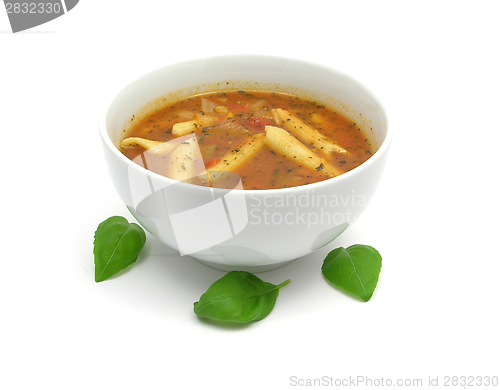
[99,55,391,272]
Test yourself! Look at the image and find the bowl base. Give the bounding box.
[196,259,296,273]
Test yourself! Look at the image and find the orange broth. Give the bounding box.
[120,90,374,190]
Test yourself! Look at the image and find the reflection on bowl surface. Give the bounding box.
[99,55,392,272]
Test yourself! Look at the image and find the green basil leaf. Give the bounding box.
[321,244,382,302]
[93,216,146,282]
[194,271,290,323]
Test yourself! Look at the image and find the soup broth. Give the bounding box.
[120,90,374,190]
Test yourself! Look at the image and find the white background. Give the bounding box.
[1,1,499,389]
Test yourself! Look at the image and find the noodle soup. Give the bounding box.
[120,90,374,190]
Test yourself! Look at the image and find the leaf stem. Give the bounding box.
[276,279,291,289]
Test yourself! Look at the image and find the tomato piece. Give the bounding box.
[244,117,275,131]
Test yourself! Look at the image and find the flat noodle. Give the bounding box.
[208,133,266,174]
[264,126,343,177]
[121,137,177,155]
[121,137,161,149]
[271,108,348,156]
[168,138,198,183]
[172,120,198,136]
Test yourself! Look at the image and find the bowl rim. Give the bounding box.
[98,54,392,195]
